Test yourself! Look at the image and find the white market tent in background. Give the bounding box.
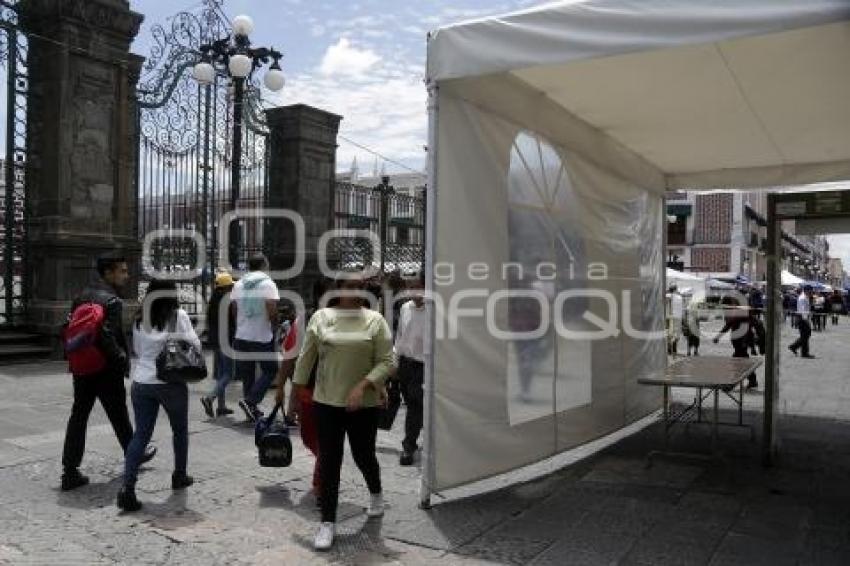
[781,270,804,287]
[666,268,707,299]
[424,0,850,500]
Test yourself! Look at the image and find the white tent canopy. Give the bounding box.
[666,268,707,298]
[425,1,850,496]
[781,270,804,286]
[429,0,850,191]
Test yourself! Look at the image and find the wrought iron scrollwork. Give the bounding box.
[136,0,271,310]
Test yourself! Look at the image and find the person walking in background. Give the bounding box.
[713,297,758,389]
[275,314,323,503]
[292,275,394,551]
[60,255,156,491]
[233,254,280,423]
[682,300,701,356]
[813,292,826,332]
[200,272,237,418]
[830,289,842,325]
[790,285,815,358]
[117,280,200,512]
[394,272,427,466]
[668,285,684,355]
[748,286,764,318]
[278,306,300,426]
[783,290,796,326]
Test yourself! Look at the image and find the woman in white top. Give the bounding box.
[117,279,202,512]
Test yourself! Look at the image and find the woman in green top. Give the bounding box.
[292,276,394,551]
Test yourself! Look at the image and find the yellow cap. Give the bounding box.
[215,272,234,288]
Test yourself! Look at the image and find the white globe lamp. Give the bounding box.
[192,61,215,85]
[232,15,254,37]
[228,53,253,78]
[264,67,285,91]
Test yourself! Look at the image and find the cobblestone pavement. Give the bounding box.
[0,319,849,565]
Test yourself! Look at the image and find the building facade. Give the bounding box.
[666,190,831,282]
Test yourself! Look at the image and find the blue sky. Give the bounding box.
[130,0,544,175]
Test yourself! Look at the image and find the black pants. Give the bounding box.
[731,345,757,387]
[315,402,381,523]
[398,356,424,453]
[62,371,133,471]
[790,319,811,356]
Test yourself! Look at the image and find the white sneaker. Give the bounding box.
[313,522,335,551]
[366,493,384,518]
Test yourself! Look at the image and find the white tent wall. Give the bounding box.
[428,80,665,491]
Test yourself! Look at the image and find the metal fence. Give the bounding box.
[135,0,268,313]
[135,2,426,316]
[333,178,425,275]
[0,1,28,327]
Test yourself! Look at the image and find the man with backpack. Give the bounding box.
[60,255,156,491]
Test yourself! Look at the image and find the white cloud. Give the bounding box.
[271,40,427,174]
[319,37,381,77]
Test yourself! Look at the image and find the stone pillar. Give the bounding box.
[265,104,342,309]
[19,0,144,337]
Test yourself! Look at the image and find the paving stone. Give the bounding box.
[4,330,850,564]
[580,455,703,489]
[455,532,556,565]
[576,495,675,538]
[730,500,811,542]
[623,519,726,566]
[709,532,803,566]
[528,527,637,565]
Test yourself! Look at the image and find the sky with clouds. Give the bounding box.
[130,0,544,177]
[129,1,850,272]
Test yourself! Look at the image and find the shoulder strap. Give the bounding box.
[268,402,282,422]
[168,310,179,334]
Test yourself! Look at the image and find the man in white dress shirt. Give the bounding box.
[394,273,427,466]
[789,285,815,358]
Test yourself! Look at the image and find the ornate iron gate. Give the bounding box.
[135,0,269,313]
[0,1,28,327]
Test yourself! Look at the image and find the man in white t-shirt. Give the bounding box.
[232,254,280,422]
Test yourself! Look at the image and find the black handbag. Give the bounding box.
[255,403,293,467]
[377,378,402,431]
[156,311,208,384]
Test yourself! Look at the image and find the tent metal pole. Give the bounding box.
[419,77,439,510]
[763,193,781,465]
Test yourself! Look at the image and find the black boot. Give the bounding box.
[172,472,194,490]
[117,486,142,512]
[60,469,90,491]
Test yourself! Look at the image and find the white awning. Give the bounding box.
[781,270,804,286]
[428,0,850,191]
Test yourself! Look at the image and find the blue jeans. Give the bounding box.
[124,382,189,487]
[210,349,234,408]
[233,339,278,406]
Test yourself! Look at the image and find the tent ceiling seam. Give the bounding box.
[714,42,788,166]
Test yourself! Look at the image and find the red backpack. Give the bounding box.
[63,302,108,376]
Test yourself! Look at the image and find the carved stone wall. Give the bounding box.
[18,0,144,338]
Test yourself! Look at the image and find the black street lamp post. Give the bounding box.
[192,15,285,269]
[374,176,395,275]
